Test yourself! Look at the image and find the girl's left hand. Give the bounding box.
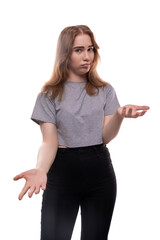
[117,105,150,118]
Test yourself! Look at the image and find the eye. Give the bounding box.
[75,49,82,53]
[88,47,94,52]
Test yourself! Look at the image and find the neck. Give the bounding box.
[67,71,87,82]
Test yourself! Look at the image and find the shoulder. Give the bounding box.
[37,91,54,101]
[102,83,116,94]
[35,92,56,107]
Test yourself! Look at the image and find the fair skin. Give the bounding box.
[13,122,58,200]
[67,33,95,83]
[58,33,95,147]
[102,105,149,144]
[13,33,150,200]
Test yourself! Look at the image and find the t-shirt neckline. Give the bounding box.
[66,80,87,83]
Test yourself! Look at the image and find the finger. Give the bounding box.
[122,107,126,116]
[19,184,30,200]
[133,113,139,118]
[127,108,132,117]
[137,110,147,117]
[133,110,146,118]
[28,186,36,198]
[13,172,25,181]
[35,186,40,194]
[136,106,150,110]
[41,183,46,191]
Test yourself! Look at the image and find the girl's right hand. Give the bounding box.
[13,168,47,200]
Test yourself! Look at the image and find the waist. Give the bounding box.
[57,143,105,153]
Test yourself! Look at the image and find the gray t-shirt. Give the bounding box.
[31,80,120,147]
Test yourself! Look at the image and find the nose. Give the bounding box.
[83,50,90,61]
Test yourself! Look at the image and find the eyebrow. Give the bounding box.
[72,45,94,49]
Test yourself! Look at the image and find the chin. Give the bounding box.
[79,68,90,74]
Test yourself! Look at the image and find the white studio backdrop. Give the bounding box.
[0,0,159,239]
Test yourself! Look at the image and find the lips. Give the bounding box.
[81,64,90,68]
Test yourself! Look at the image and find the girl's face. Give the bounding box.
[68,34,95,77]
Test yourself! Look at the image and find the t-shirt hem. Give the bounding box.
[57,141,106,148]
[31,117,56,126]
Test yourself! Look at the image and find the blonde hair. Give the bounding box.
[40,25,108,101]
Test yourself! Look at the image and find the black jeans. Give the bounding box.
[40,143,117,240]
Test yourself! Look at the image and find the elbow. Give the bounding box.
[103,140,110,145]
[102,137,111,145]
[103,135,117,145]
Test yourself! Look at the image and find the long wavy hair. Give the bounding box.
[40,25,108,101]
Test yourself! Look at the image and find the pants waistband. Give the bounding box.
[58,143,105,152]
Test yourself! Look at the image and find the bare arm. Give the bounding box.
[13,121,58,200]
[36,121,58,173]
[102,104,150,144]
[102,111,124,144]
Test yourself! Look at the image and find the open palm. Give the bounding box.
[13,168,47,200]
[117,104,150,118]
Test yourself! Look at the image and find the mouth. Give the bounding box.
[81,64,90,68]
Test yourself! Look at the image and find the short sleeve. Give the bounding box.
[104,84,120,116]
[30,93,57,125]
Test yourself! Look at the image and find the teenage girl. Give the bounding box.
[13,25,150,240]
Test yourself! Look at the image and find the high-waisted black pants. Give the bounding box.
[40,143,117,240]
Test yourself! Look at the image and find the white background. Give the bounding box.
[0,0,160,239]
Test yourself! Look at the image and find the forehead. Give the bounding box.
[73,34,93,47]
